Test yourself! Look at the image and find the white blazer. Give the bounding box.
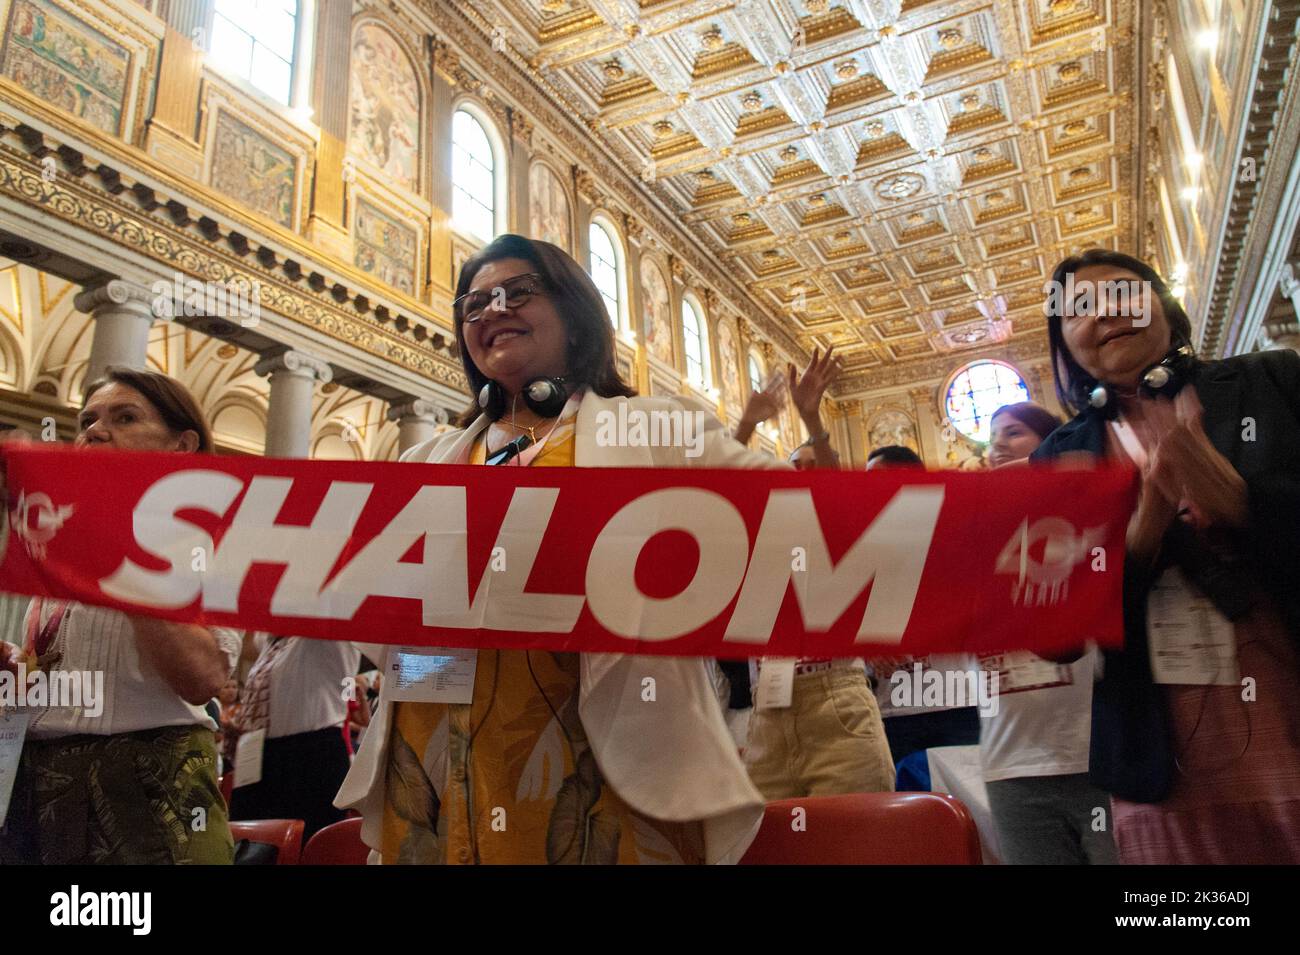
[336,391,789,864]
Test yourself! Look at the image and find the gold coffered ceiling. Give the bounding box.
[454,0,1139,393]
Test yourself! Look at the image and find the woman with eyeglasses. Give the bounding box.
[336,234,839,864]
[1032,248,1300,864]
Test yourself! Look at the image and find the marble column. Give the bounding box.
[75,280,164,387]
[254,350,334,458]
[387,399,447,455]
[909,385,940,468]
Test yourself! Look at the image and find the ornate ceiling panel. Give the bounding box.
[454,0,1139,394]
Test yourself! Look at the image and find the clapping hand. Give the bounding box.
[1145,402,1247,530]
[739,370,786,430]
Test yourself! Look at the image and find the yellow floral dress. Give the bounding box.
[380,427,705,864]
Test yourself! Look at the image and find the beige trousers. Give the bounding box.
[744,666,896,800]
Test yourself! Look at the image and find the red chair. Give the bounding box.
[740,792,982,865]
[229,819,305,865]
[302,817,369,865]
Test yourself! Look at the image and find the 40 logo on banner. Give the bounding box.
[0,444,1137,659]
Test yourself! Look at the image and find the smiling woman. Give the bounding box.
[1033,249,1300,865]
[335,233,842,866]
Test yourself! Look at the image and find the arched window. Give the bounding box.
[943,359,1030,443]
[588,219,623,328]
[682,296,711,388]
[210,0,301,105]
[452,108,498,243]
[747,351,764,394]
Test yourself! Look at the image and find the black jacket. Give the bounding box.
[1031,350,1300,802]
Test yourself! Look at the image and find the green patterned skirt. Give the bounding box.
[0,724,233,864]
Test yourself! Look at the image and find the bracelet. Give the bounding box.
[807,430,830,444]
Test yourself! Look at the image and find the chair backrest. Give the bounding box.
[301,817,369,866]
[229,819,305,865]
[740,792,982,865]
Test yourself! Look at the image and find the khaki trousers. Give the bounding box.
[744,667,896,800]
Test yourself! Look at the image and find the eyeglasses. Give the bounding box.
[455,273,547,324]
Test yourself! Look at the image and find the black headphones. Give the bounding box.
[1078,345,1196,417]
[477,375,569,421]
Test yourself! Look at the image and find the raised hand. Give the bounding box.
[788,346,838,423]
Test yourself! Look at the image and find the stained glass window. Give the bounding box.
[943,360,1029,442]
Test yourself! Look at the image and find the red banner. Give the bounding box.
[0,444,1136,658]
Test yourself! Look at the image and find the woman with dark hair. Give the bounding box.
[0,367,239,864]
[1032,248,1300,863]
[337,235,839,864]
[978,402,1116,864]
[986,402,1061,470]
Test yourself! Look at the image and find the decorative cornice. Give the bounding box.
[1195,2,1300,356]
[835,336,1051,397]
[0,137,465,392]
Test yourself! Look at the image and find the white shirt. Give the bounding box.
[246,634,360,738]
[21,601,241,740]
[978,648,1097,782]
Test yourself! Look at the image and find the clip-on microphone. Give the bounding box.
[485,433,532,466]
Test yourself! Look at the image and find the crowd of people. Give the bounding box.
[0,237,1297,865]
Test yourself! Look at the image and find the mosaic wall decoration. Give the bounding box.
[1,0,129,135]
[209,111,297,229]
[528,162,571,251]
[348,22,420,192]
[641,256,673,365]
[354,198,417,296]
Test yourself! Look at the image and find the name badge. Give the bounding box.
[755,658,796,710]
[387,647,478,705]
[984,650,1073,694]
[233,728,265,789]
[0,709,29,828]
[1147,568,1239,685]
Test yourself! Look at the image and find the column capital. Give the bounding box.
[254,349,334,384]
[1261,319,1300,352]
[74,279,157,316]
[387,399,448,425]
[1280,262,1300,300]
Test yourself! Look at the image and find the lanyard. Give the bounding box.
[23,598,69,663]
[488,391,583,467]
